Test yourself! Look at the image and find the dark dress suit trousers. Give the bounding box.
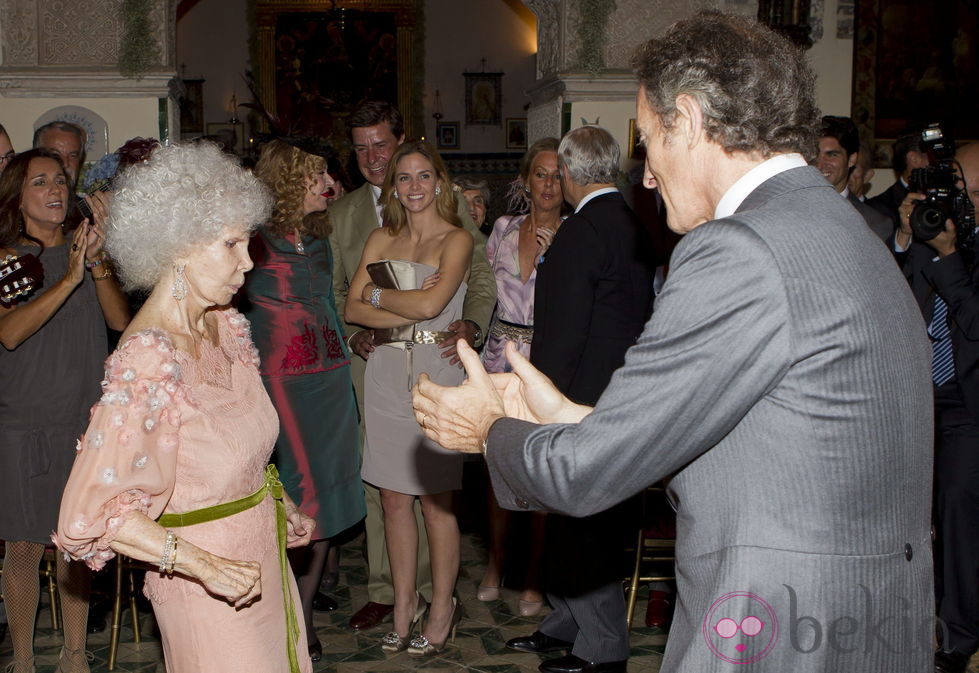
[934,381,979,657]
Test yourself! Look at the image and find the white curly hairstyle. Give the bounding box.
[106,141,272,291]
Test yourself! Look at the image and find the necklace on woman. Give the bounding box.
[293,227,305,255]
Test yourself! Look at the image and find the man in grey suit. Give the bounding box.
[413,12,934,673]
[813,115,893,241]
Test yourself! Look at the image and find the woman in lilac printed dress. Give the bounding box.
[478,138,563,616]
[243,138,366,663]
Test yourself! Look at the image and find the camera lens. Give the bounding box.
[910,199,951,241]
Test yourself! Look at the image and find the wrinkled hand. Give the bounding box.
[349,329,375,361]
[489,341,591,425]
[195,551,262,608]
[535,227,555,257]
[64,221,89,286]
[285,505,315,548]
[420,271,441,290]
[438,319,476,366]
[83,191,112,235]
[413,339,505,453]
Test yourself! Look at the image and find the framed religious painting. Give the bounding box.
[253,1,421,140]
[853,0,979,166]
[465,72,503,126]
[505,118,527,149]
[436,121,459,150]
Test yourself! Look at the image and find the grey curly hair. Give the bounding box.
[106,142,272,291]
[632,11,819,161]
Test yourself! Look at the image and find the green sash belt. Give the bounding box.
[157,464,300,673]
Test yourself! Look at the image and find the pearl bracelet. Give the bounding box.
[369,285,382,308]
[160,530,177,575]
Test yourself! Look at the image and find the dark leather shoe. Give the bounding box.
[87,604,109,634]
[645,590,673,629]
[308,638,322,663]
[538,654,628,673]
[312,591,338,612]
[935,649,969,673]
[348,601,394,631]
[507,630,573,654]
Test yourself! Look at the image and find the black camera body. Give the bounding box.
[908,123,976,249]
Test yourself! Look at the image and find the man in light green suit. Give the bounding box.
[329,101,496,630]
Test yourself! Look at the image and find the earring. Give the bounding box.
[435,184,442,196]
[171,263,187,301]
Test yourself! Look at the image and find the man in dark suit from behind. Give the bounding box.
[504,125,654,673]
[813,115,893,241]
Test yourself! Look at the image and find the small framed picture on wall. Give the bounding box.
[506,118,527,149]
[437,121,460,150]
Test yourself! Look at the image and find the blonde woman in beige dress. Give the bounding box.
[346,140,472,657]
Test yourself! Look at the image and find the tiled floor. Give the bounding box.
[0,533,668,673]
[0,464,669,673]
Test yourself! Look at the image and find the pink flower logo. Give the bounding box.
[702,591,778,664]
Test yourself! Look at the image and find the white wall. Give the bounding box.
[423,0,537,153]
[1,97,161,159]
[176,0,251,137]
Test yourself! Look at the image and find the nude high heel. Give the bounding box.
[407,597,462,657]
[380,591,428,653]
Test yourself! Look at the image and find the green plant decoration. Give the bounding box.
[119,0,161,79]
[576,0,615,78]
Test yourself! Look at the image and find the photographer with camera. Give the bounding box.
[896,139,979,673]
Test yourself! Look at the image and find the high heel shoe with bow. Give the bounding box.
[407,597,462,657]
[380,591,428,653]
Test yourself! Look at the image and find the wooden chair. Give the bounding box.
[624,485,676,631]
[107,555,143,671]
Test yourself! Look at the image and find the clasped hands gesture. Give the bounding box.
[65,192,111,285]
[411,339,592,453]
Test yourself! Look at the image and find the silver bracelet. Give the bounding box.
[369,285,382,308]
[160,530,177,574]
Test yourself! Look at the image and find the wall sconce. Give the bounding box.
[229,93,240,124]
[758,0,813,48]
[432,89,443,121]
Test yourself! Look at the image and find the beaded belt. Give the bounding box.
[490,318,533,344]
[157,464,300,673]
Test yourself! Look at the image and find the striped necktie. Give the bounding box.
[929,294,955,386]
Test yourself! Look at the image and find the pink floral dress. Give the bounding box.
[55,307,311,673]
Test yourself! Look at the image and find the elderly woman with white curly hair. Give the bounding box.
[55,142,317,673]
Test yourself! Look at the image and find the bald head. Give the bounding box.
[955,143,979,212]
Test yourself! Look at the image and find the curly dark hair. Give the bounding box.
[347,100,404,140]
[632,11,819,160]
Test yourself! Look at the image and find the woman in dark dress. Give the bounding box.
[0,149,129,673]
[244,139,366,662]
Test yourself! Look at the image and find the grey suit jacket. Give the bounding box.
[486,166,933,672]
[847,191,893,242]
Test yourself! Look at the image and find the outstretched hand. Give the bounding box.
[490,342,592,425]
[412,339,505,453]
